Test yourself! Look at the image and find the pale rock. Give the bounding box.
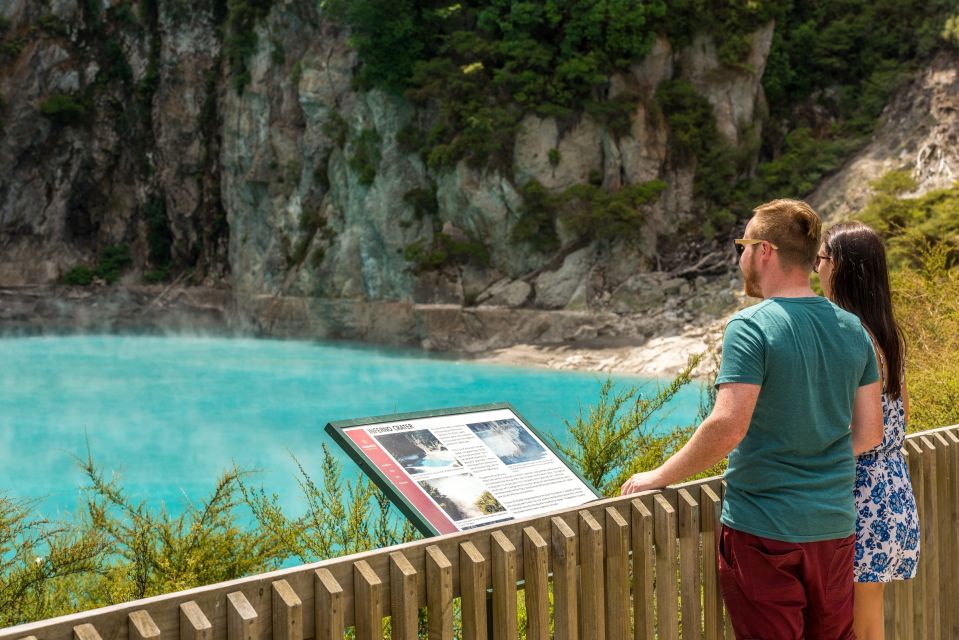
[513,114,603,190]
[565,280,589,311]
[678,23,774,146]
[413,271,463,305]
[478,279,531,307]
[610,274,663,312]
[534,247,593,309]
[436,165,536,277]
[626,37,674,98]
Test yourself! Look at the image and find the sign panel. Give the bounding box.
[325,403,600,536]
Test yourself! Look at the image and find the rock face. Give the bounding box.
[0,0,229,287]
[809,50,959,221]
[0,2,775,347]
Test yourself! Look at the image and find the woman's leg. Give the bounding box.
[853,582,886,640]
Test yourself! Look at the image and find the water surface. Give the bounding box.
[0,335,702,516]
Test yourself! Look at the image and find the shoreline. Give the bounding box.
[468,318,725,379]
[0,284,735,379]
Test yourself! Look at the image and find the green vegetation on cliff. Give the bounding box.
[62,245,134,286]
[321,0,955,247]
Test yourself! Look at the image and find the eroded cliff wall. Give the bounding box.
[0,0,771,327]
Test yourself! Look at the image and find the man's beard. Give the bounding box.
[743,253,762,298]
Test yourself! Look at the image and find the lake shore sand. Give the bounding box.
[469,315,726,379]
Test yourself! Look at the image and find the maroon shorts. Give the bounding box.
[718,525,856,640]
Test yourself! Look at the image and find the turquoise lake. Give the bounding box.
[0,335,703,517]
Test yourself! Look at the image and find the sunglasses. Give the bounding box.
[813,254,832,273]
[734,238,779,256]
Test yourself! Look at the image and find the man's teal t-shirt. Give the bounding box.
[716,297,879,543]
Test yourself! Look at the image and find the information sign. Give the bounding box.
[325,403,600,536]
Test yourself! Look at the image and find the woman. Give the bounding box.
[816,222,920,640]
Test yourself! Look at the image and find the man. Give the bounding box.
[621,199,883,639]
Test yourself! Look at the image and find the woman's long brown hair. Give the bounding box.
[823,222,905,399]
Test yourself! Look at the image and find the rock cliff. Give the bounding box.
[0,1,768,310]
[11,2,949,357]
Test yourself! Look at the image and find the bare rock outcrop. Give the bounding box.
[809,49,959,221]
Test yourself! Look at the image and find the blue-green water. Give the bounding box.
[0,335,702,517]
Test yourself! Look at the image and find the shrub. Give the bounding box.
[945,14,959,48]
[857,172,959,268]
[323,111,349,147]
[890,241,959,431]
[395,123,428,156]
[103,39,133,84]
[94,245,133,284]
[560,180,666,244]
[38,13,69,35]
[584,93,639,139]
[39,95,89,127]
[402,186,438,220]
[0,495,104,626]
[348,128,381,186]
[854,173,959,430]
[144,196,172,271]
[239,446,417,562]
[224,0,274,93]
[403,233,489,272]
[62,266,94,286]
[547,356,725,496]
[510,180,561,254]
[547,148,561,167]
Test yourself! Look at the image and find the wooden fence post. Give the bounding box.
[226,592,257,640]
[630,499,654,640]
[654,494,679,640]
[578,510,606,640]
[604,507,630,640]
[678,489,701,640]
[551,516,578,640]
[920,436,941,640]
[491,530,518,640]
[272,579,303,640]
[129,611,160,640]
[701,483,723,640]
[426,546,453,640]
[353,560,384,640]
[523,527,549,640]
[905,438,924,637]
[314,569,344,640]
[179,602,211,640]
[389,551,418,640]
[459,542,488,640]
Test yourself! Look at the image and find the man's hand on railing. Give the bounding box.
[620,470,665,495]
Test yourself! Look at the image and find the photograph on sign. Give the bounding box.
[325,403,600,536]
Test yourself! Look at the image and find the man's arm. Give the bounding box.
[851,381,883,455]
[620,383,759,494]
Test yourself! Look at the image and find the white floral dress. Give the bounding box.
[853,356,920,582]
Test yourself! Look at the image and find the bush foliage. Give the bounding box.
[39,95,90,127]
[61,245,133,286]
[854,172,959,431]
[318,0,955,248]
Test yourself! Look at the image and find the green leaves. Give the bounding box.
[39,94,90,127]
[0,495,103,626]
[337,0,664,170]
[547,355,707,496]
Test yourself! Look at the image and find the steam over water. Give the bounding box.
[0,335,701,516]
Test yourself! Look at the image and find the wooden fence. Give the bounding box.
[3,425,957,640]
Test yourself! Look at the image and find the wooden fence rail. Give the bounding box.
[3,425,957,640]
